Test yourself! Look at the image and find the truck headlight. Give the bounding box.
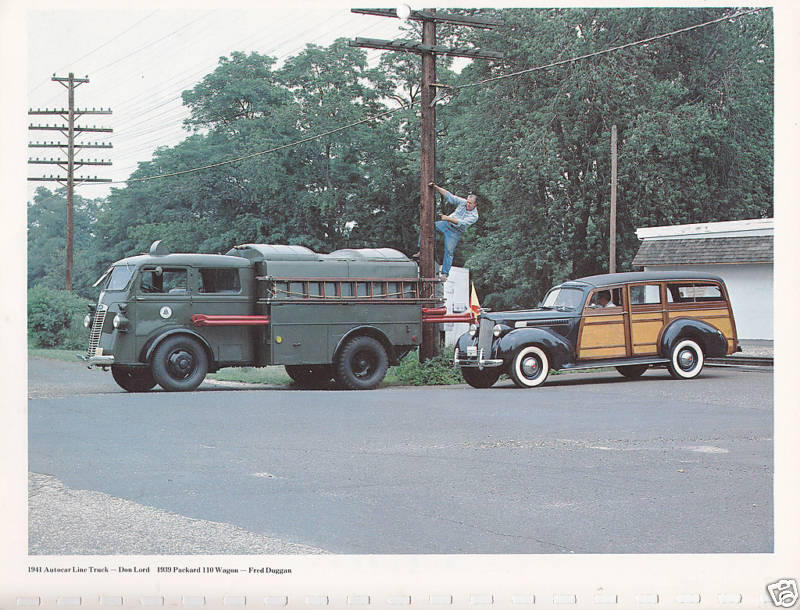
[83,314,92,328]
[112,314,129,331]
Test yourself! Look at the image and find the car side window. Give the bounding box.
[630,284,662,305]
[140,268,187,294]
[667,283,724,303]
[586,287,623,309]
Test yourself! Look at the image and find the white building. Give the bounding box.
[632,218,773,341]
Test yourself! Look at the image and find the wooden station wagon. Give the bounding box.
[454,271,740,388]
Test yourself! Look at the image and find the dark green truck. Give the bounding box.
[82,241,444,392]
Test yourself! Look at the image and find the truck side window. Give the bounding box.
[140,268,187,294]
[200,268,241,294]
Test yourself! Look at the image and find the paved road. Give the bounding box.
[28,357,773,555]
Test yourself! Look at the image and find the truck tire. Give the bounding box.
[111,365,156,392]
[509,345,549,388]
[461,367,501,388]
[334,335,388,390]
[151,335,209,392]
[285,364,334,388]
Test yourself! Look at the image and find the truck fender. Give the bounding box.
[496,327,573,370]
[333,326,395,364]
[659,318,727,359]
[142,328,215,366]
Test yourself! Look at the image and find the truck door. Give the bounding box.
[134,266,192,351]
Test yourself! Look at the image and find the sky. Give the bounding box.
[24,1,414,198]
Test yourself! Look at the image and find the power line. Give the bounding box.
[77,6,764,189]
[451,7,766,92]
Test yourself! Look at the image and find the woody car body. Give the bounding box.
[454,271,739,388]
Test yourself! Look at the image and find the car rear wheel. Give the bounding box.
[111,365,156,392]
[667,338,704,380]
[615,364,649,379]
[461,367,501,389]
[334,335,388,390]
[285,364,334,388]
[151,335,209,392]
[509,345,549,388]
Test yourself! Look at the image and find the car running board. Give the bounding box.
[561,357,670,371]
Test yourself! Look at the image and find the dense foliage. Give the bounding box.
[28,7,773,311]
[27,286,91,349]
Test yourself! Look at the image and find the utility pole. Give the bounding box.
[28,73,113,291]
[609,124,618,274]
[350,8,502,360]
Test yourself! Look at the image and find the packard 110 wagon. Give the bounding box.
[454,271,740,388]
[82,241,443,392]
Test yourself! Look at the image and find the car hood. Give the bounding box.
[482,309,580,325]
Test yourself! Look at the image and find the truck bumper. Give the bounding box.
[77,354,115,368]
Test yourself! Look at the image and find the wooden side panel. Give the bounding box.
[667,309,733,337]
[629,312,663,355]
[578,314,626,359]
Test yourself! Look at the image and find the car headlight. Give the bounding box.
[493,324,503,337]
[468,324,478,337]
[83,314,92,328]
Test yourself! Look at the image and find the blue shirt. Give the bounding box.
[444,191,479,233]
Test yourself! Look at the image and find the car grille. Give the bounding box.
[86,304,108,359]
[514,319,571,328]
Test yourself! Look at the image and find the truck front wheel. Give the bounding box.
[335,336,388,390]
[111,365,156,392]
[151,335,209,392]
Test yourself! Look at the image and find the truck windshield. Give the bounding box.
[104,264,136,291]
[541,286,584,311]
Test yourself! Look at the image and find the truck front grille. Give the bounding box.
[86,305,108,360]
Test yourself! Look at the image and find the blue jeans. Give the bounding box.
[418,220,461,276]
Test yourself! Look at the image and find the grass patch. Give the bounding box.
[208,366,291,386]
[29,348,85,363]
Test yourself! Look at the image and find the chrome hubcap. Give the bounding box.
[678,349,695,370]
[521,356,541,378]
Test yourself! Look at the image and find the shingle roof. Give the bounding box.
[632,235,773,267]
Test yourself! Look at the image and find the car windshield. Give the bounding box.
[541,286,584,311]
[102,264,136,291]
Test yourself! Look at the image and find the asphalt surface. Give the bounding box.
[28,356,773,555]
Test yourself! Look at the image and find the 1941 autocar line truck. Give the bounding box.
[81,241,465,392]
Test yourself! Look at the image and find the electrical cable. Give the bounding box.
[75,6,764,189]
[450,7,766,92]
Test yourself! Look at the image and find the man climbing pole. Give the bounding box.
[413,182,479,280]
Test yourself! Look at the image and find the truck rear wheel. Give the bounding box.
[111,365,156,392]
[335,336,388,390]
[151,335,209,392]
[461,367,501,388]
[285,364,334,388]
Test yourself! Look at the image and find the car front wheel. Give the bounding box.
[151,335,209,391]
[509,345,549,388]
[667,338,704,380]
[461,367,501,388]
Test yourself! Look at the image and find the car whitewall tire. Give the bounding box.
[668,338,704,380]
[510,345,549,388]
